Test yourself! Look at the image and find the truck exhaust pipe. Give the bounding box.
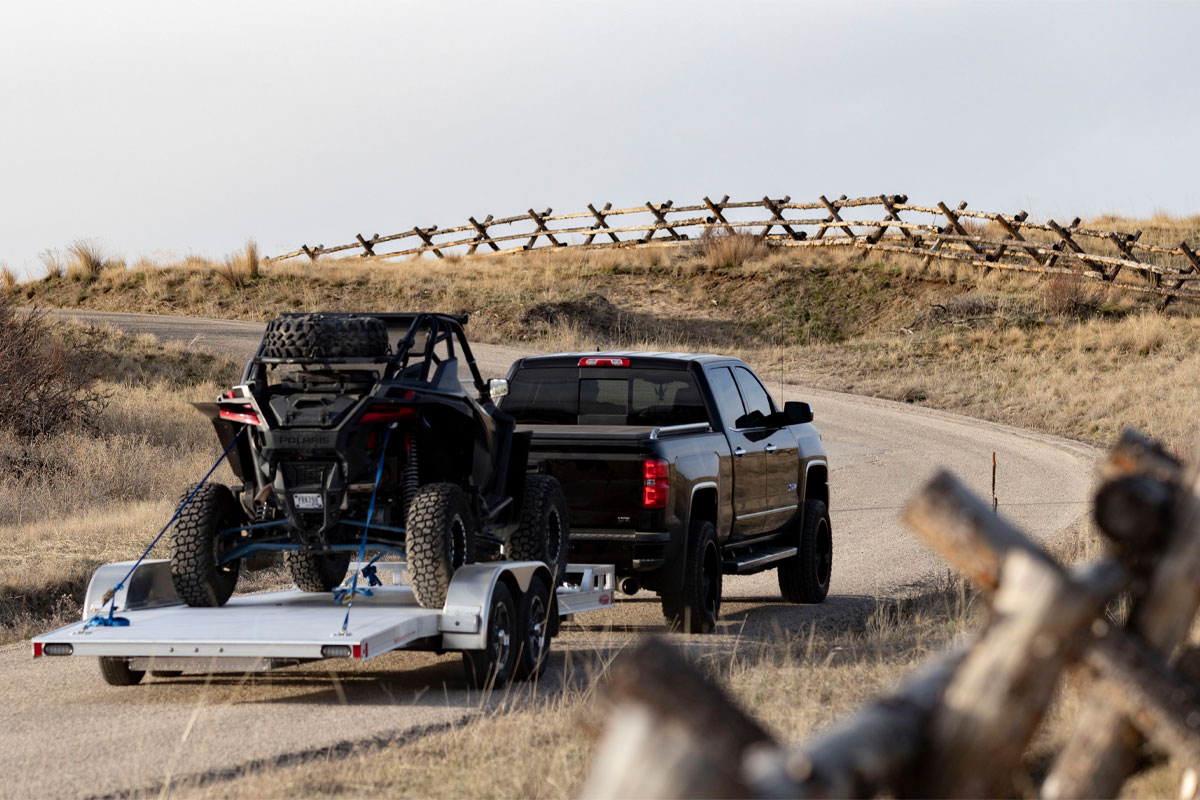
[619,577,641,596]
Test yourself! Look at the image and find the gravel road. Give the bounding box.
[3,310,1098,797]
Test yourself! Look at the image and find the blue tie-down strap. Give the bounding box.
[333,585,374,604]
[362,564,382,587]
[83,612,130,629]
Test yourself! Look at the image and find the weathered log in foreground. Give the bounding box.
[582,429,1200,799]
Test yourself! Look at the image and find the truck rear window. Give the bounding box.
[503,368,709,426]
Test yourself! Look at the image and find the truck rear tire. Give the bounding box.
[661,520,721,634]
[170,483,242,607]
[100,657,144,686]
[507,474,569,586]
[515,575,553,681]
[777,500,832,604]
[406,483,477,609]
[284,550,352,592]
[461,581,518,689]
[261,314,388,359]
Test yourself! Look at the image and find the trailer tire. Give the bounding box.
[100,657,144,686]
[284,550,352,592]
[507,475,569,586]
[777,500,832,604]
[462,581,518,689]
[661,520,721,634]
[406,483,477,609]
[515,575,553,681]
[261,314,388,360]
[170,483,242,607]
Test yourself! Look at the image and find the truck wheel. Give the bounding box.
[406,483,477,609]
[261,314,388,359]
[661,520,721,634]
[284,550,352,592]
[99,657,144,686]
[515,575,553,681]
[507,475,569,586]
[778,500,832,604]
[461,581,518,689]
[170,483,242,607]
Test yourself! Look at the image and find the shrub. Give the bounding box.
[66,239,108,280]
[701,227,764,269]
[1042,267,1098,318]
[0,297,106,441]
[39,250,64,279]
[215,239,262,289]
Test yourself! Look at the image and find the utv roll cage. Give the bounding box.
[239,312,490,399]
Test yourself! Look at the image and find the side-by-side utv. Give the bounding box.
[178,312,568,610]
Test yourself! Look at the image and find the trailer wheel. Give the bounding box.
[661,519,721,634]
[284,550,352,592]
[170,483,242,607]
[462,581,518,689]
[507,474,570,586]
[777,500,832,604]
[515,575,553,681]
[99,657,144,686]
[406,483,477,609]
[261,314,388,359]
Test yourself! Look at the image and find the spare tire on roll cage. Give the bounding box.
[261,313,389,359]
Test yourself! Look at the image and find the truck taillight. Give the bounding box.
[642,457,669,509]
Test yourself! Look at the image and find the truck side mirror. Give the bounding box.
[784,401,813,425]
[489,379,510,402]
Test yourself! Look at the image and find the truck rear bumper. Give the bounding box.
[568,529,671,571]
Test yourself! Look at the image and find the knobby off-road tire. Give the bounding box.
[661,520,722,634]
[462,581,518,690]
[170,483,243,607]
[100,657,144,686]
[515,575,553,681]
[261,314,388,359]
[778,500,832,604]
[284,550,352,592]
[406,483,477,609]
[507,474,570,586]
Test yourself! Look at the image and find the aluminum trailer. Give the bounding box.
[32,559,615,688]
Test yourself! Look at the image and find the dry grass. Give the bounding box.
[215,240,262,289]
[0,266,16,290]
[173,580,979,800]
[66,238,113,280]
[701,228,765,269]
[40,250,64,279]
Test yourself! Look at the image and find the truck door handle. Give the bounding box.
[765,444,777,454]
[734,447,746,457]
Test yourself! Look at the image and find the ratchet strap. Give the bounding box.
[336,425,393,634]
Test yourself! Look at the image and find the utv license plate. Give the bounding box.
[293,493,324,510]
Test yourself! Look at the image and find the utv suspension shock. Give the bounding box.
[402,433,420,517]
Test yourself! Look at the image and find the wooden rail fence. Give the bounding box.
[270,194,1200,302]
[583,429,1200,799]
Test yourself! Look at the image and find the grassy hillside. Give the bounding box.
[7,236,1200,450]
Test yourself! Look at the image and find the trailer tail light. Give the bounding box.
[353,643,365,659]
[218,404,261,426]
[43,643,73,656]
[32,642,42,658]
[360,404,417,424]
[321,645,352,659]
[578,356,629,367]
[642,457,670,509]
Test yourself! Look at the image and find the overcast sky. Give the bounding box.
[2,1,1197,275]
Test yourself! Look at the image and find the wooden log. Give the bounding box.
[584,202,620,245]
[1044,439,1200,799]
[355,233,377,257]
[703,195,735,235]
[760,196,805,241]
[411,226,444,259]
[816,195,855,240]
[746,649,967,799]
[938,201,983,255]
[581,637,773,800]
[467,215,499,255]
[642,201,680,242]
[922,552,1122,798]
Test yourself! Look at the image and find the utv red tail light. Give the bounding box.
[218,404,261,426]
[578,356,629,367]
[360,404,417,424]
[642,457,670,509]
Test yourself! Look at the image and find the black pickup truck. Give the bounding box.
[498,352,831,633]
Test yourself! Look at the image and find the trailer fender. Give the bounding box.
[439,561,552,650]
[82,559,180,619]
